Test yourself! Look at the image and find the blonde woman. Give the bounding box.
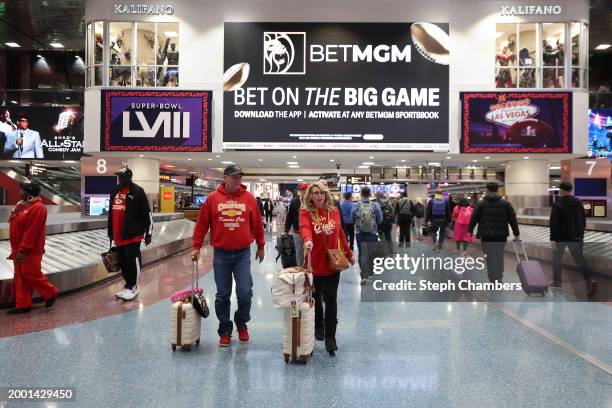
[300,182,355,354]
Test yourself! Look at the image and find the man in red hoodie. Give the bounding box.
[192,164,265,347]
[6,182,58,314]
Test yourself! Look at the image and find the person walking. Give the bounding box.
[350,186,383,285]
[340,192,355,251]
[549,182,598,297]
[192,164,265,347]
[300,182,354,353]
[451,198,474,256]
[285,182,309,266]
[256,196,265,228]
[396,192,413,248]
[425,193,451,251]
[412,197,425,241]
[263,198,274,232]
[6,182,58,314]
[468,182,520,283]
[375,192,394,250]
[108,168,153,301]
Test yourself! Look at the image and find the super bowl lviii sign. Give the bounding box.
[461,92,572,153]
[100,90,211,152]
[223,23,450,151]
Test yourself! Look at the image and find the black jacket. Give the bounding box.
[425,198,451,223]
[284,196,301,233]
[108,182,153,241]
[468,193,519,239]
[0,132,7,159]
[550,195,586,242]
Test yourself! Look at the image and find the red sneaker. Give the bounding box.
[238,327,249,343]
[218,334,231,347]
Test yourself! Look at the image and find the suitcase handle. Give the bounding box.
[511,239,529,263]
[191,259,199,302]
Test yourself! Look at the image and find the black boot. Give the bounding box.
[315,325,325,341]
[325,336,338,353]
[7,307,31,315]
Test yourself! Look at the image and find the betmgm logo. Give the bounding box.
[263,32,306,75]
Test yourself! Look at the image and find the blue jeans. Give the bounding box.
[213,247,252,336]
[356,232,379,279]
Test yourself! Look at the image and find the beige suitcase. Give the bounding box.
[283,299,315,364]
[171,260,202,351]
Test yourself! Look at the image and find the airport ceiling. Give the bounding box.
[0,0,610,52]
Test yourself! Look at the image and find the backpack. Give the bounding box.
[398,198,412,216]
[414,203,425,218]
[431,199,446,217]
[356,201,376,233]
[275,234,297,268]
[380,201,394,225]
[457,206,473,225]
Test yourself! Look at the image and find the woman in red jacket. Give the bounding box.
[300,182,354,354]
[6,182,58,314]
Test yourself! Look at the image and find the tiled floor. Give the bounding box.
[0,230,611,408]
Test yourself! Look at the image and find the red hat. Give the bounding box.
[299,182,309,191]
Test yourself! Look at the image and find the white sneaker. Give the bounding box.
[115,288,130,299]
[122,286,140,301]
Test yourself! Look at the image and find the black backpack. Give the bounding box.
[380,201,394,225]
[414,203,425,218]
[275,234,297,268]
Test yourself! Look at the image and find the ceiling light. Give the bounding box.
[215,155,221,158]
[10,100,18,104]
[287,161,298,165]
[484,156,490,159]
[164,31,178,38]
[178,168,187,171]
[62,160,77,164]
[258,158,263,162]
[358,165,370,169]
[524,156,530,159]
[292,155,297,159]
[297,179,303,182]
[5,42,20,48]
[207,158,212,161]
[472,159,478,163]
[288,165,300,168]
[260,179,267,182]
[549,166,561,170]
[401,159,406,163]
[362,162,375,165]
[187,158,192,161]
[446,156,451,159]
[8,160,21,163]
[428,162,441,166]
[165,165,175,168]
[139,154,144,157]
[369,156,374,159]
[189,171,198,174]
[595,44,611,50]
[330,159,335,162]
[50,42,64,48]
[221,161,234,164]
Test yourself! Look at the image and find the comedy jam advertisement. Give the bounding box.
[0,107,83,160]
[460,92,572,153]
[223,23,449,151]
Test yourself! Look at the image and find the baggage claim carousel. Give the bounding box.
[0,213,196,306]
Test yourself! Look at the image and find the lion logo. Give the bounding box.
[263,32,296,74]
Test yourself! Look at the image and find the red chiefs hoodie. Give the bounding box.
[192,183,265,251]
[9,197,47,257]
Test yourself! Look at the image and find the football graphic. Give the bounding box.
[223,62,250,92]
[410,22,450,65]
[507,119,554,146]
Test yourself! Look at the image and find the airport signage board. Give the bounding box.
[100,90,212,152]
[460,92,572,153]
[0,106,83,160]
[223,22,450,151]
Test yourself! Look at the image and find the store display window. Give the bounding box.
[85,21,179,87]
[494,22,587,89]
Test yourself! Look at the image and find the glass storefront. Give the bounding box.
[85,21,179,87]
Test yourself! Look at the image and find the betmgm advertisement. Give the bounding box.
[223,23,449,151]
[0,107,83,160]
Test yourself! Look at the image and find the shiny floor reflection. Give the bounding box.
[0,231,610,408]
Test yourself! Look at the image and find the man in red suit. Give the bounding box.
[6,182,58,314]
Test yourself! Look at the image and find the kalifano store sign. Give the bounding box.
[223,23,450,151]
[100,90,211,152]
[460,92,571,153]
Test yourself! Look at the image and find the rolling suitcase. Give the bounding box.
[513,240,548,296]
[275,234,297,268]
[171,260,202,351]
[282,252,314,364]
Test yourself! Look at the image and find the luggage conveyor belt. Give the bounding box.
[0,218,197,305]
[462,224,612,277]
